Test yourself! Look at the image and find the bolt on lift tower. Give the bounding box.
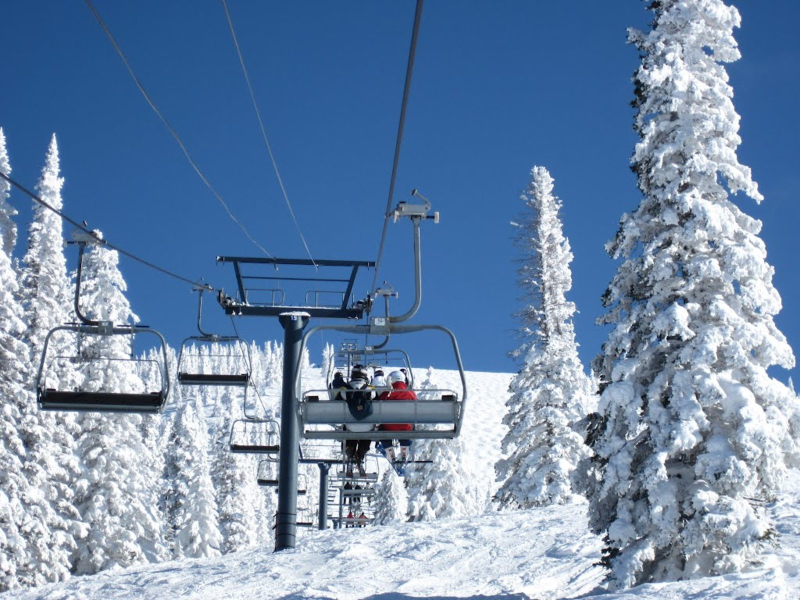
[216,257,374,551]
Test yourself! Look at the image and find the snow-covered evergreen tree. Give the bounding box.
[0,127,34,591]
[373,469,408,526]
[72,237,164,574]
[495,166,593,509]
[18,137,82,575]
[320,342,334,380]
[21,135,74,369]
[589,0,796,588]
[6,133,78,588]
[0,128,17,255]
[164,396,222,559]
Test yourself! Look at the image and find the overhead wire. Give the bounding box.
[0,170,217,291]
[83,0,274,259]
[370,0,424,295]
[220,0,317,268]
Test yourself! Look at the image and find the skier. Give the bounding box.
[371,368,389,395]
[343,366,375,477]
[328,371,347,400]
[378,370,416,467]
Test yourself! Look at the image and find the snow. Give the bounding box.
[5,368,800,599]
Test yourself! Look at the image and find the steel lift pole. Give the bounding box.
[318,462,330,531]
[275,312,310,551]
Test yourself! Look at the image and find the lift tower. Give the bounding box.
[216,257,374,551]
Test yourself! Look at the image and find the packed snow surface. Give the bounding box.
[8,369,800,599]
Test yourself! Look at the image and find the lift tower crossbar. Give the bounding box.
[216,257,375,319]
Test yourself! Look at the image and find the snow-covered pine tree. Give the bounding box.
[373,469,408,526]
[405,434,483,521]
[320,343,334,380]
[164,396,222,559]
[495,166,593,510]
[72,235,165,574]
[14,134,79,587]
[589,0,796,588]
[0,128,17,255]
[21,135,75,370]
[0,126,35,592]
[265,341,282,388]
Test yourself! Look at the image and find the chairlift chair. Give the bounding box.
[177,287,252,387]
[36,238,170,414]
[298,323,467,441]
[229,417,280,454]
[256,460,279,487]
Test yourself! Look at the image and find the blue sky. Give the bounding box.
[2,1,798,379]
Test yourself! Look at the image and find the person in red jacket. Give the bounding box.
[378,370,416,463]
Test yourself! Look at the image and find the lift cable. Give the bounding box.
[83,0,274,259]
[370,0,424,296]
[0,170,216,292]
[221,0,317,268]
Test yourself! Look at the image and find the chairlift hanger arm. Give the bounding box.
[378,191,439,324]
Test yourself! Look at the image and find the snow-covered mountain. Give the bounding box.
[7,368,800,600]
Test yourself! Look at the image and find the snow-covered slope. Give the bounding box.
[9,368,800,600]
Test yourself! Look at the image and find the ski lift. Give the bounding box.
[297,323,466,441]
[298,194,466,440]
[177,287,252,387]
[259,465,308,496]
[256,460,279,486]
[229,417,280,454]
[36,236,170,414]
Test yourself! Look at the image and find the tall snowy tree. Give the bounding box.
[164,396,222,559]
[495,166,594,510]
[0,128,17,255]
[0,126,34,592]
[72,236,165,574]
[21,135,75,368]
[373,469,408,526]
[589,0,797,588]
[6,133,79,588]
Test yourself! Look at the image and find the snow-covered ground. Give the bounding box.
[8,368,800,599]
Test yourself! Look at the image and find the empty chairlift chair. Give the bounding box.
[229,417,280,454]
[36,238,170,414]
[177,287,252,388]
[256,459,279,487]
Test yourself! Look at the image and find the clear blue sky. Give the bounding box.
[2,1,798,380]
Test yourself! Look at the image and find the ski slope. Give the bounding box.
[8,368,800,600]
